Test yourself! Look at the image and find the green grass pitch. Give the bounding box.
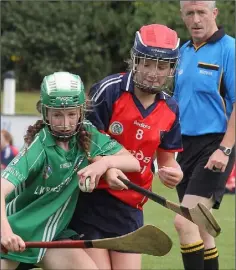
[142,179,235,270]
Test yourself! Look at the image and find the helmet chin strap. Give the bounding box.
[50,130,77,142]
[134,82,162,95]
[133,72,164,95]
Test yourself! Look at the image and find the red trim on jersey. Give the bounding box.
[157,148,183,153]
[97,172,152,210]
[98,129,107,134]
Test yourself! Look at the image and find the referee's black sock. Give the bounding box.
[181,240,204,270]
[204,247,219,270]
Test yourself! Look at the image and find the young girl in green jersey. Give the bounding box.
[0,72,140,270]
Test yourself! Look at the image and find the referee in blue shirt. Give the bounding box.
[174,1,235,270]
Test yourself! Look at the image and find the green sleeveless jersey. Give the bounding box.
[1,120,122,263]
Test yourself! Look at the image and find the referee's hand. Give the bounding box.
[204,149,229,173]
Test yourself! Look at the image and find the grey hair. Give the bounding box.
[180,1,216,10]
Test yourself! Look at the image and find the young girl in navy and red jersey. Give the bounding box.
[69,24,184,269]
[1,130,19,170]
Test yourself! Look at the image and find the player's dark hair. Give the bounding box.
[24,120,45,145]
[24,119,92,159]
[125,52,134,72]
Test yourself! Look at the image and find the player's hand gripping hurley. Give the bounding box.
[118,177,221,237]
[1,225,172,257]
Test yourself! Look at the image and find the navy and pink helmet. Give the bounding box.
[132,24,180,64]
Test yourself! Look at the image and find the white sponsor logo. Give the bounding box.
[10,147,27,166]
[34,176,72,195]
[3,167,25,181]
[56,96,73,102]
[150,48,166,54]
[129,149,152,174]
[104,140,117,151]
[60,162,72,169]
[34,157,85,196]
[133,120,150,130]
[199,70,213,76]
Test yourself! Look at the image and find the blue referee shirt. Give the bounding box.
[174,27,235,136]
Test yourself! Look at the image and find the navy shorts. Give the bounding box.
[69,189,144,252]
[176,134,235,209]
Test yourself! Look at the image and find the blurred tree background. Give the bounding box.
[1,1,235,91]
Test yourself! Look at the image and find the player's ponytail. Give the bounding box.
[76,124,92,161]
[24,120,45,146]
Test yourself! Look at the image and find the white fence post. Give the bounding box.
[3,71,16,115]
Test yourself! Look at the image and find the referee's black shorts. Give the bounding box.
[176,133,235,209]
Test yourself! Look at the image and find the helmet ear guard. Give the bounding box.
[36,100,42,113]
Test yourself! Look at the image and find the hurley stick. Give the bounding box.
[1,225,172,257]
[118,177,221,237]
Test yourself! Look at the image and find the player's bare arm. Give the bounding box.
[1,178,26,252]
[87,149,131,190]
[91,148,139,161]
[78,148,140,175]
[220,103,235,148]
[156,151,183,189]
[77,149,140,191]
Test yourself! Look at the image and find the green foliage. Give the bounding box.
[1,1,135,90]
[1,1,235,91]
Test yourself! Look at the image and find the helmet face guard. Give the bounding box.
[40,72,86,141]
[131,24,180,96]
[43,105,85,142]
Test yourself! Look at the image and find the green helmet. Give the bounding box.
[40,72,86,140]
[41,71,85,108]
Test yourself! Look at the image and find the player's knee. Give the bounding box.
[174,214,198,235]
[1,259,19,270]
[199,227,215,248]
[174,214,183,233]
[43,248,98,269]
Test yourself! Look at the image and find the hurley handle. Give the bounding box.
[118,176,167,207]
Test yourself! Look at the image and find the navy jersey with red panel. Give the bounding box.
[88,71,182,209]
